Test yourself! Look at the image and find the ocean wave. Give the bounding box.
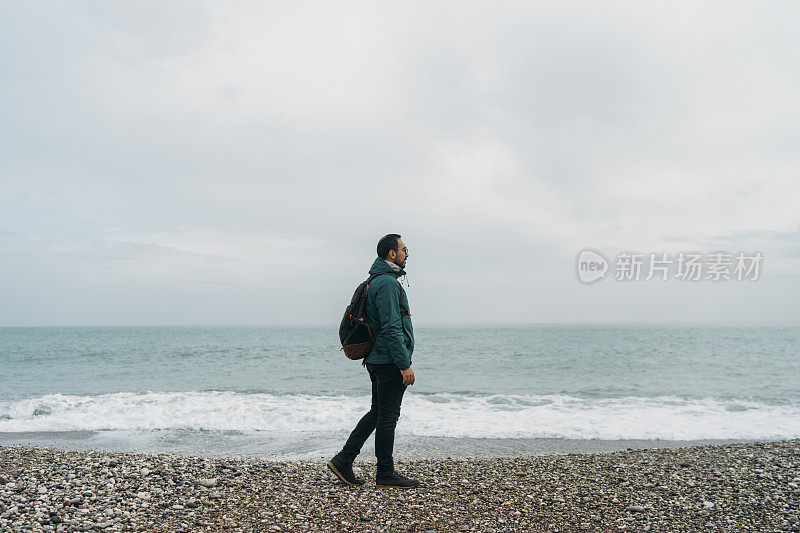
[0,391,798,440]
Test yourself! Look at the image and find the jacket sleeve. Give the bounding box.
[373,280,412,371]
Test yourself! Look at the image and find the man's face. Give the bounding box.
[389,238,408,269]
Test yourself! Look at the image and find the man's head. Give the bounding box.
[377,233,408,269]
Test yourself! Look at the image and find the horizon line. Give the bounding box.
[2,320,799,328]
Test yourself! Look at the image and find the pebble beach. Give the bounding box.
[1,439,799,532]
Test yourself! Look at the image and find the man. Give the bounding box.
[327,233,419,489]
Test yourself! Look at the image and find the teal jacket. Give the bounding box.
[363,257,414,370]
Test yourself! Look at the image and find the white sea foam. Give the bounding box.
[1,391,798,440]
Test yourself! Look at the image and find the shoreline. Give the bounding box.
[0,431,766,460]
[2,439,799,532]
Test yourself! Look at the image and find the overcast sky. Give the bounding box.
[1,1,798,326]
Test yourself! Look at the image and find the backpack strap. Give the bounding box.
[364,271,394,291]
[360,271,405,367]
[367,272,393,282]
[360,272,395,314]
[364,271,405,314]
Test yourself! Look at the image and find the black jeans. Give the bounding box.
[338,362,407,476]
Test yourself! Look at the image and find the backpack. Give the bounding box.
[339,272,394,361]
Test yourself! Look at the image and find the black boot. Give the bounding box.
[375,470,420,488]
[327,455,365,486]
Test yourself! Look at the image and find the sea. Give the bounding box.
[1,324,799,460]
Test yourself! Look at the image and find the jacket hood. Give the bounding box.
[369,256,406,278]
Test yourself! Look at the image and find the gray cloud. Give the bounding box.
[1,1,799,325]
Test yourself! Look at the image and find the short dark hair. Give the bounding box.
[377,234,401,259]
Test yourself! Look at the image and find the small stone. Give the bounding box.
[50,516,62,524]
[625,505,646,512]
[38,486,48,494]
[199,478,217,488]
[187,502,199,509]
[360,516,372,522]
[140,468,150,476]
[136,491,151,500]
[172,505,184,510]
[703,501,714,509]
[514,472,527,476]
[108,461,119,467]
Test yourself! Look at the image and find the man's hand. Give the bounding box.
[400,366,415,386]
